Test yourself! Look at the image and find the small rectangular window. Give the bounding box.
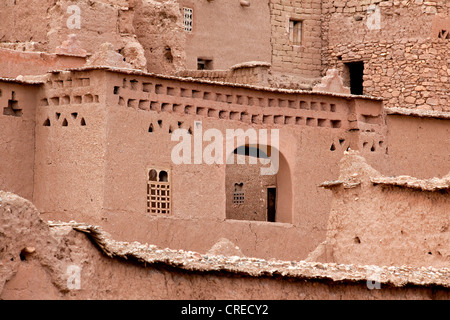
[197,58,213,70]
[289,20,302,45]
[183,8,193,32]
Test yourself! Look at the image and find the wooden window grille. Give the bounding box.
[147,168,171,214]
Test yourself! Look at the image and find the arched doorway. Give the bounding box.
[225,144,292,223]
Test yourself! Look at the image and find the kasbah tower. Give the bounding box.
[0,0,449,300]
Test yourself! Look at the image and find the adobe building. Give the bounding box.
[0,0,449,299]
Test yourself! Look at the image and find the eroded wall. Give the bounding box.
[0,0,185,74]
[1,191,449,300]
[321,151,450,268]
[0,48,86,79]
[133,0,186,74]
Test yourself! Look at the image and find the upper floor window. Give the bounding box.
[289,19,303,45]
[197,58,213,70]
[147,168,171,215]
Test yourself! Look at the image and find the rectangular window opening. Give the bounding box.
[289,19,303,45]
[267,187,277,222]
[197,58,213,70]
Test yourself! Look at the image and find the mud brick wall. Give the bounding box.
[176,65,270,86]
[0,0,186,74]
[1,192,449,300]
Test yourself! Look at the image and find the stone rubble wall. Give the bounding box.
[327,39,449,111]
[323,0,449,16]
[322,0,450,111]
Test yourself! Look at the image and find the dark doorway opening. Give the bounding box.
[267,187,277,222]
[345,62,364,95]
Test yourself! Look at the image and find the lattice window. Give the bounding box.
[147,168,171,214]
[183,8,193,32]
[233,183,244,205]
[233,191,245,205]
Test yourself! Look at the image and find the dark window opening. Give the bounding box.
[197,58,213,70]
[233,146,269,159]
[3,91,22,117]
[330,143,336,151]
[267,187,277,222]
[438,29,449,40]
[164,47,173,63]
[344,62,365,95]
[159,170,168,182]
